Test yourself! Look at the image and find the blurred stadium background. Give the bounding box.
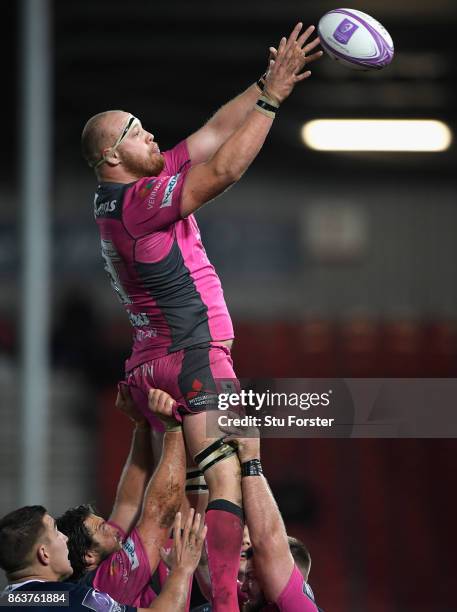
[1,0,456,609]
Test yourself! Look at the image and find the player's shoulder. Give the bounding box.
[13,581,75,592]
[5,582,136,612]
[94,181,132,221]
[162,139,191,175]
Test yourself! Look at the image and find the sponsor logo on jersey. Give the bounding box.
[139,179,156,199]
[160,174,180,208]
[303,581,315,602]
[127,310,150,327]
[123,537,139,571]
[82,589,126,612]
[135,328,158,342]
[94,197,117,218]
[146,177,165,209]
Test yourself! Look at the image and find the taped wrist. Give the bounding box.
[241,459,263,477]
[194,437,237,474]
[255,93,279,119]
[186,468,208,494]
[255,71,267,93]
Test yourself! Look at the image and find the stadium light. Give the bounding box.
[301,119,453,152]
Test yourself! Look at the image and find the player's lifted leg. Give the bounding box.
[185,412,243,612]
[149,386,243,612]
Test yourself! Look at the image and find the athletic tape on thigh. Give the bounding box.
[186,468,208,494]
[193,437,237,474]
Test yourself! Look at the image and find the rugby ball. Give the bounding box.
[318,8,394,71]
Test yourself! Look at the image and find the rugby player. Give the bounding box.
[57,385,186,607]
[149,389,322,611]
[0,506,206,612]
[82,23,322,611]
[224,433,320,611]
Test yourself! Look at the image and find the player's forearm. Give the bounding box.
[142,431,186,527]
[242,472,288,552]
[206,83,261,143]
[139,567,192,612]
[110,424,152,526]
[195,552,212,602]
[182,107,274,216]
[211,108,273,181]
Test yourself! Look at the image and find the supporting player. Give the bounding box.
[0,506,206,612]
[57,385,186,607]
[223,431,320,612]
[82,22,322,612]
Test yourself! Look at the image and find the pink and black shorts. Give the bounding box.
[123,342,238,430]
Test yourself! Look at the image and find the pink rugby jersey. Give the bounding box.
[262,565,319,612]
[92,521,150,606]
[94,140,234,371]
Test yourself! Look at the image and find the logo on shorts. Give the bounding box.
[186,379,218,410]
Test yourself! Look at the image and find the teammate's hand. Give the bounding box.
[148,387,182,430]
[220,422,261,463]
[264,22,323,104]
[160,509,207,576]
[116,382,148,427]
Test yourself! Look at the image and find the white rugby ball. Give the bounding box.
[318,8,394,71]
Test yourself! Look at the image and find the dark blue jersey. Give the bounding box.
[1,580,136,612]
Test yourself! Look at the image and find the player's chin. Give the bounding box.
[63,565,73,580]
[150,154,165,175]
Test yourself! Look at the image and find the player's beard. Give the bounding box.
[120,149,165,178]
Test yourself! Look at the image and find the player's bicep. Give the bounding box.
[186,124,221,165]
[254,539,295,603]
[180,162,235,217]
[135,521,169,575]
[109,505,140,537]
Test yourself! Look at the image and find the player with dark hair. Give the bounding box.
[242,537,317,611]
[57,386,186,606]
[0,505,206,612]
[0,506,69,582]
[83,23,322,611]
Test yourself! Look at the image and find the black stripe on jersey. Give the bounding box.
[135,238,211,353]
[95,182,130,220]
[177,158,191,173]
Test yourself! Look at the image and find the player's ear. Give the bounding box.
[84,548,99,568]
[103,148,121,167]
[37,543,50,566]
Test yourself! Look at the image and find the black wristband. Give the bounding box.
[256,71,267,92]
[256,98,278,113]
[241,459,263,477]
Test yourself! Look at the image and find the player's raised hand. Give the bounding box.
[148,387,182,430]
[264,22,322,104]
[220,422,261,463]
[268,26,322,73]
[116,382,148,426]
[161,509,208,576]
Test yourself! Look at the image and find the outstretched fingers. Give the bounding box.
[294,69,312,82]
[303,35,321,54]
[297,24,316,48]
[304,50,324,66]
